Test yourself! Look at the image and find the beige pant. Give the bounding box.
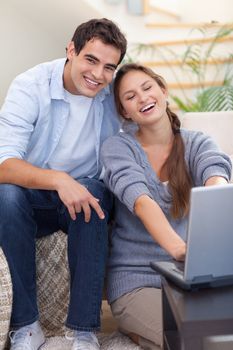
[111,287,162,350]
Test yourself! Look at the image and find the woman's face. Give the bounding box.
[118,70,168,125]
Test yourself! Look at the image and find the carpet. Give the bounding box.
[42,332,142,349]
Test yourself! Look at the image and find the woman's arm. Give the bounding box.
[187,131,232,185]
[101,135,186,261]
[135,194,186,261]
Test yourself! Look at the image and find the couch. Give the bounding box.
[181,111,233,181]
[0,231,70,349]
[0,111,233,349]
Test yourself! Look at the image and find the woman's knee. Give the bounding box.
[111,288,162,347]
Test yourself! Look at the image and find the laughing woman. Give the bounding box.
[101,63,232,350]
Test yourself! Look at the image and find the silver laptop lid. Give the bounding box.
[184,184,233,282]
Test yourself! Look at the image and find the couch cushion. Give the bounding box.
[181,111,233,182]
[181,111,233,157]
[36,230,70,337]
[0,247,12,350]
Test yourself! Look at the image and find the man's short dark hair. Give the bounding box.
[71,18,127,64]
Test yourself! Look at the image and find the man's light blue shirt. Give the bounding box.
[0,58,121,179]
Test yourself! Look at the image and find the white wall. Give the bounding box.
[1,0,232,106]
[85,0,233,43]
[150,0,233,23]
[0,0,100,106]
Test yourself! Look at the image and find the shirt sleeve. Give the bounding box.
[187,131,232,185]
[0,74,39,164]
[101,135,153,213]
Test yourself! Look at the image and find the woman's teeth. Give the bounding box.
[140,103,155,112]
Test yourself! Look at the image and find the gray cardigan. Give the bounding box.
[101,128,232,303]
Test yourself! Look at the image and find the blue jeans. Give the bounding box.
[0,178,113,331]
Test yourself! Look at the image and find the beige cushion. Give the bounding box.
[181,111,233,156]
[0,230,70,350]
[0,247,12,350]
[36,231,70,337]
[181,111,233,181]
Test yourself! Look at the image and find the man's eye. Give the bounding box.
[87,57,95,64]
[105,66,115,72]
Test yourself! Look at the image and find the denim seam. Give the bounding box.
[65,323,101,332]
[11,314,39,328]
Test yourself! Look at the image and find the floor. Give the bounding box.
[42,301,141,350]
[101,300,118,333]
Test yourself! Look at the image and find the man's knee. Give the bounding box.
[79,178,113,212]
[0,184,28,215]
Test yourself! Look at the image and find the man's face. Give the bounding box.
[64,38,121,97]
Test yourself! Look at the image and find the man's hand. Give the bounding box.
[0,158,105,222]
[55,173,105,222]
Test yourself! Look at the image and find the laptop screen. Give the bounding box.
[184,184,233,282]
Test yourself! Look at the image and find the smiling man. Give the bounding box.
[0,18,127,350]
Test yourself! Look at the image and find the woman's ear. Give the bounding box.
[161,87,168,100]
[123,113,131,120]
[121,108,131,119]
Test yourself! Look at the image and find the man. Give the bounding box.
[0,18,127,350]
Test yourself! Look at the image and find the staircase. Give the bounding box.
[86,0,233,114]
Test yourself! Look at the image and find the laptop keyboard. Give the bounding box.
[173,261,185,275]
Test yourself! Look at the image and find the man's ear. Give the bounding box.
[66,41,75,61]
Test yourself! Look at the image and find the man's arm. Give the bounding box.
[0,158,105,222]
[134,194,186,261]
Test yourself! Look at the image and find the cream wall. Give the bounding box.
[86,0,233,43]
[0,3,62,105]
[1,0,232,106]
[0,0,100,106]
[150,0,233,23]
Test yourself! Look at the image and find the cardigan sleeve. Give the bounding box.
[186,131,232,186]
[101,134,153,213]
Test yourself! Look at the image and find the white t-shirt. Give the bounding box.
[48,90,97,179]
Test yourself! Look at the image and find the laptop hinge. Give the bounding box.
[192,275,213,283]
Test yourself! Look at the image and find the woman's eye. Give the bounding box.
[127,95,134,100]
[144,85,151,91]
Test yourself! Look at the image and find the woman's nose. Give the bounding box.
[138,91,147,103]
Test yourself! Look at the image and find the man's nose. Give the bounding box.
[92,65,104,80]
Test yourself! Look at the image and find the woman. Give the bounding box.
[101,63,232,350]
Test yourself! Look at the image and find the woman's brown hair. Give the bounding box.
[114,63,193,218]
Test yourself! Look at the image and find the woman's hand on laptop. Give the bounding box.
[173,242,186,261]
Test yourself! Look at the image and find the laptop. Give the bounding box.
[150,184,233,290]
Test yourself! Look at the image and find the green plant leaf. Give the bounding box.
[171,95,201,112]
[199,85,233,111]
[127,23,233,112]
